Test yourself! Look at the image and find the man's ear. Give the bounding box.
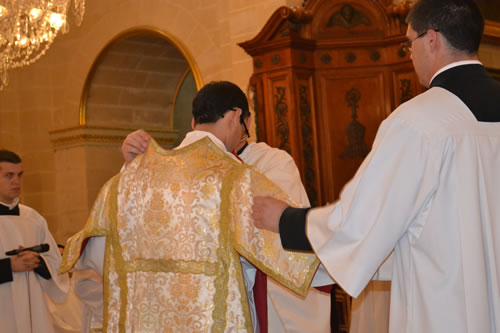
[427,29,440,52]
[191,118,196,130]
[245,115,252,128]
[233,108,243,125]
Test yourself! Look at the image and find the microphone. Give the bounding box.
[5,243,50,256]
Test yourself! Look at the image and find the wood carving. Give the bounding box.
[327,4,371,29]
[274,86,291,153]
[340,88,370,159]
[400,79,413,104]
[298,84,318,205]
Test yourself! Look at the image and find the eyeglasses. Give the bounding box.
[400,29,439,53]
[241,119,250,139]
[232,107,250,139]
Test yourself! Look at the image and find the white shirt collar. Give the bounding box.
[0,197,19,210]
[177,131,241,162]
[430,60,482,85]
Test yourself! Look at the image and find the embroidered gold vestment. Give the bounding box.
[61,138,319,333]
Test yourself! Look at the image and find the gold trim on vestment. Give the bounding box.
[102,223,112,333]
[105,175,128,333]
[217,165,252,332]
[59,191,111,275]
[124,259,219,275]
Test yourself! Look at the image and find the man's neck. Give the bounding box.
[192,124,230,151]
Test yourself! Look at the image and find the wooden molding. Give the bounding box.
[386,2,412,18]
[238,6,315,56]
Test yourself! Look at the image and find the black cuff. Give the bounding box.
[34,257,52,280]
[0,258,13,284]
[279,207,313,252]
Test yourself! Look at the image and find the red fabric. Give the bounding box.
[79,238,90,259]
[315,284,333,293]
[254,269,268,333]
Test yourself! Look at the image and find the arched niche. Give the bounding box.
[50,28,202,150]
[79,28,202,145]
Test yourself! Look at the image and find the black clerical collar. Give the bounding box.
[0,203,20,216]
[429,63,484,89]
[430,64,500,122]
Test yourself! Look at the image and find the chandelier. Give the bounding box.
[0,0,85,90]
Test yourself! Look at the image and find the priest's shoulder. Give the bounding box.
[389,87,472,135]
[243,142,294,164]
[17,204,47,223]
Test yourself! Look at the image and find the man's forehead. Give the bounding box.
[0,162,23,173]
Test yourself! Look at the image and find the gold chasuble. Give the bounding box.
[60,138,319,332]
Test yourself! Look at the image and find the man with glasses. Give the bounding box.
[252,0,500,332]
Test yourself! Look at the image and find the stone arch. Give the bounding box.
[59,0,218,129]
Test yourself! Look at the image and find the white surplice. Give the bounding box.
[240,142,331,333]
[71,268,104,333]
[0,204,69,333]
[46,281,82,333]
[307,87,500,332]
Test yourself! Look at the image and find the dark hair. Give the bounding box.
[406,0,484,54]
[192,81,250,124]
[0,150,21,164]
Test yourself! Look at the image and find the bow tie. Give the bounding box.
[0,204,20,216]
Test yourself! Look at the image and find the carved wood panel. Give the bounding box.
[315,68,391,202]
[240,0,417,208]
[391,67,425,106]
[294,72,321,206]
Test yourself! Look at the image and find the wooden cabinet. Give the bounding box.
[240,0,424,206]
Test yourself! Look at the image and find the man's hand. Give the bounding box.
[10,251,40,272]
[252,196,289,233]
[121,129,152,164]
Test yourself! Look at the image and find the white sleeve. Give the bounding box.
[372,252,393,281]
[75,237,106,276]
[241,143,310,207]
[239,257,259,333]
[310,264,335,287]
[38,216,70,302]
[307,116,442,297]
[267,151,310,207]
